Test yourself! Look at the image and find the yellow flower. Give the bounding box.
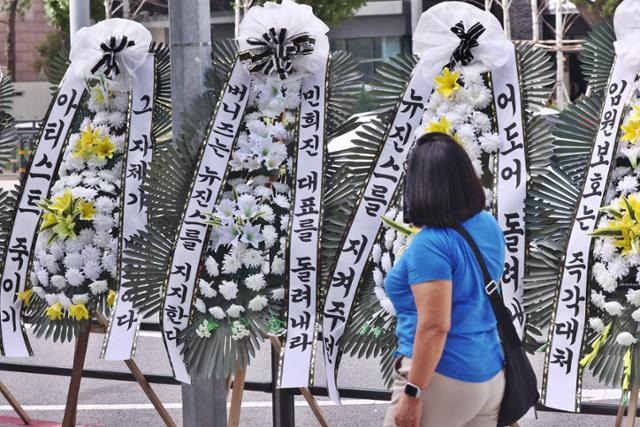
[622,119,640,144]
[49,190,73,215]
[46,303,64,321]
[107,289,116,308]
[40,212,58,231]
[92,86,106,105]
[426,116,453,135]
[52,214,77,241]
[17,289,33,306]
[593,195,640,256]
[93,136,116,160]
[434,67,461,99]
[69,303,89,321]
[77,199,96,220]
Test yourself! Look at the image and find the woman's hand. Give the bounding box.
[394,394,423,427]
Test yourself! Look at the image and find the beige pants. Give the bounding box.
[383,357,505,427]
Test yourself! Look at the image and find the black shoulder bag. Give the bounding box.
[453,225,539,426]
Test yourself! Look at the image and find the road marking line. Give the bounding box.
[0,399,389,412]
[0,389,621,412]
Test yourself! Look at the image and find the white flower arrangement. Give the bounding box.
[21,82,125,322]
[191,76,301,342]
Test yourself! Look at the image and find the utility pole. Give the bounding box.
[410,0,422,33]
[168,1,227,424]
[122,0,130,19]
[69,0,91,46]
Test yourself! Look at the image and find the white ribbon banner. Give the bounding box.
[492,46,527,338]
[543,56,636,412]
[102,55,155,360]
[0,70,86,356]
[162,60,251,383]
[322,70,434,403]
[280,58,328,388]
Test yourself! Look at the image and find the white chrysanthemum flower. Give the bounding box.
[222,254,242,274]
[64,252,84,270]
[227,304,245,318]
[57,293,72,309]
[65,268,85,287]
[32,286,46,298]
[384,229,395,250]
[616,331,637,346]
[604,301,624,316]
[273,182,289,193]
[89,280,108,295]
[245,273,266,291]
[627,289,640,307]
[49,241,65,260]
[262,225,278,248]
[248,295,268,312]
[258,204,276,223]
[479,133,501,153]
[77,230,96,246]
[591,291,606,309]
[45,293,57,306]
[272,287,285,301]
[243,249,264,268]
[617,175,639,195]
[83,260,102,281]
[200,283,217,299]
[372,244,382,264]
[381,253,392,273]
[633,308,640,322]
[93,230,114,248]
[51,275,66,290]
[589,317,605,333]
[209,306,226,320]
[36,269,50,286]
[196,320,211,339]
[102,252,117,274]
[373,268,384,287]
[219,280,239,300]
[374,286,396,316]
[272,257,285,275]
[279,214,289,232]
[40,253,59,274]
[95,196,116,214]
[273,194,289,209]
[194,298,207,313]
[72,294,89,304]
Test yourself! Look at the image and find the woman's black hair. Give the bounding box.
[403,132,485,227]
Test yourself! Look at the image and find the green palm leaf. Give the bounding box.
[580,19,615,94]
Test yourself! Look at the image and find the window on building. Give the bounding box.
[330,36,410,82]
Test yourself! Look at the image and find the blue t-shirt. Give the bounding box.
[384,210,506,382]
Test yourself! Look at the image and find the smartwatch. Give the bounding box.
[404,382,423,399]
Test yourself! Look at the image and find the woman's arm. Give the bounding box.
[394,280,452,427]
[407,279,452,388]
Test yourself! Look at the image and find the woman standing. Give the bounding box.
[383,132,506,427]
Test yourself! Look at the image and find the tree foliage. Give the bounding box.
[42,0,105,35]
[572,0,621,26]
[252,0,368,27]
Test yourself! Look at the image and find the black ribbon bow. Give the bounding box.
[239,27,316,80]
[91,35,136,78]
[445,21,485,70]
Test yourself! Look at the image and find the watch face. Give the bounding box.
[404,383,419,398]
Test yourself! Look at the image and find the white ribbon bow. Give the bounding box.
[69,18,152,90]
[238,0,330,79]
[413,2,512,78]
[614,0,640,73]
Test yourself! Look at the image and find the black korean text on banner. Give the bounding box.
[161,61,251,383]
[543,57,636,412]
[491,47,527,338]
[102,55,155,360]
[322,70,434,403]
[280,58,328,388]
[0,71,86,356]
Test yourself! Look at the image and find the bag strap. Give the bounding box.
[452,224,522,348]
